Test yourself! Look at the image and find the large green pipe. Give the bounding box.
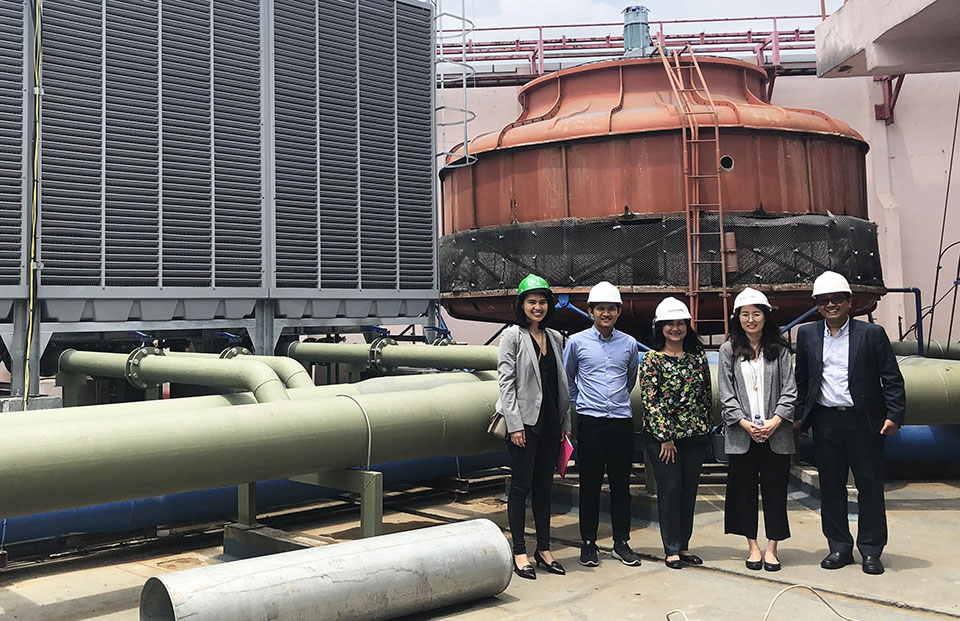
[892,339,960,360]
[0,383,503,518]
[59,349,290,403]
[1,371,497,427]
[165,351,315,389]
[287,341,499,371]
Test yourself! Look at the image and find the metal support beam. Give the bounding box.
[874,74,905,125]
[237,482,258,528]
[291,470,384,538]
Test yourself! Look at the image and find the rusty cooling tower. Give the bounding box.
[439,56,882,337]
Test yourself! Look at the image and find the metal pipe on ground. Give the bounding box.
[287,341,499,371]
[139,519,511,621]
[58,349,290,403]
[0,382,503,518]
[165,351,315,389]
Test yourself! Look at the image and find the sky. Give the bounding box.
[439,0,845,37]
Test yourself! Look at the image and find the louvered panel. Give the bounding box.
[318,0,358,288]
[105,0,159,286]
[358,0,397,289]
[396,1,434,289]
[162,0,212,285]
[273,0,317,288]
[212,0,261,287]
[0,0,23,285]
[40,0,103,285]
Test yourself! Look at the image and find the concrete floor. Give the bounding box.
[1,476,958,620]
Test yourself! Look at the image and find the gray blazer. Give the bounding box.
[496,325,572,434]
[717,341,797,455]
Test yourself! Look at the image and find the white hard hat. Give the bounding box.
[654,297,691,323]
[587,281,623,304]
[733,287,771,312]
[812,271,851,297]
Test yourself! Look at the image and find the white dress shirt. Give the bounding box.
[819,319,854,407]
[740,352,765,421]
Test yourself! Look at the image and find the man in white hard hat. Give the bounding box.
[563,281,642,568]
[794,271,905,575]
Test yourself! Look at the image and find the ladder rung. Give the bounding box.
[692,260,724,265]
[688,174,719,178]
[690,202,721,207]
[691,231,722,236]
[687,139,717,143]
[683,110,718,116]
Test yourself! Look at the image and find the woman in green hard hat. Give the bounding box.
[496,274,572,580]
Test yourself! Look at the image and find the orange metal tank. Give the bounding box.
[439,56,882,338]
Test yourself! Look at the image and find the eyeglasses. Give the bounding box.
[815,294,849,307]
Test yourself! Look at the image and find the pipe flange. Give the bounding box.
[369,337,397,373]
[219,346,252,359]
[125,346,164,390]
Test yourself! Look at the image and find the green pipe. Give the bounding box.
[0,383,503,518]
[1,371,497,427]
[287,341,499,371]
[59,349,290,404]
[892,339,960,360]
[166,352,315,389]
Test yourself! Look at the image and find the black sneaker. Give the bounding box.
[612,541,642,566]
[579,541,599,567]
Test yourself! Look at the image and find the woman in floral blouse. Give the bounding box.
[639,297,713,569]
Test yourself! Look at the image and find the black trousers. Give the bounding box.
[812,406,887,557]
[644,434,709,556]
[724,440,791,541]
[577,416,635,543]
[507,428,561,555]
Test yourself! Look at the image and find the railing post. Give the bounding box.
[771,17,780,66]
[537,25,544,75]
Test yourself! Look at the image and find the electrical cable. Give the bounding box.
[665,584,862,621]
[22,0,42,411]
[926,83,960,350]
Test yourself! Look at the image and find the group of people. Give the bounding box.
[496,271,906,580]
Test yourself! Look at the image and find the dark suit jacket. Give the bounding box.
[795,318,906,432]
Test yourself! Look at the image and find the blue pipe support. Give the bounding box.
[780,305,820,334]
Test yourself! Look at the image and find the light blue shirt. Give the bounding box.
[819,319,854,407]
[563,326,639,419]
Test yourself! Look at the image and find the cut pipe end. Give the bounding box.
[140,577,175,621]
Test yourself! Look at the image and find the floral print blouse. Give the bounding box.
[639,350,712,442]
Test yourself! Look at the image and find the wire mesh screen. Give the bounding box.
[439,214,883,293]
[0,0,23,287]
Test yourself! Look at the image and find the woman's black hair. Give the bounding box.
[728,304,792,360]
[514,289,556,328]
[651,318,703,353]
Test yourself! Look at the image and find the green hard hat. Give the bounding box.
[517,273,551,296]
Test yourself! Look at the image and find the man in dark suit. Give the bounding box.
[794,271,906,575]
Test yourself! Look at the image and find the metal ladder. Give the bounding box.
[657,44,730,335]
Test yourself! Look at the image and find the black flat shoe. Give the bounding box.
[745,559,763,571]
[763,561,781,572]
[514,563,536,580]
[679,553,702,565]
[534,550,566,575]
[665,558,683,569]
[820,551,854,570]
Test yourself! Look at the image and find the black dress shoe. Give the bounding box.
[514,563,536,580]
[679,553,703,565]
[820,551,855,570]
[665,558,683,569]
[534,550,566,575]
[862,555,885,575]
[745,559,763,571]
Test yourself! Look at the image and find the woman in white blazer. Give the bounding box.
[718,288,797,572]
[496,274,571,580]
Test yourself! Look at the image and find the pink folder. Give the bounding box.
[557,437,575,479]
